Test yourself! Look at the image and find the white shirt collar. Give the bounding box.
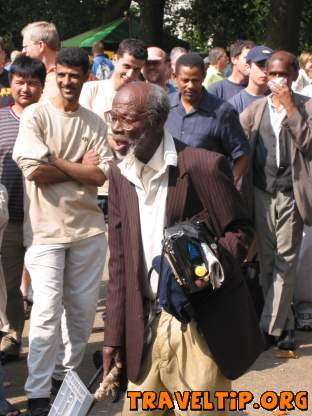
[119,131,177,184]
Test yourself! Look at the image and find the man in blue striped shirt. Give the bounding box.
[0,55,45,364]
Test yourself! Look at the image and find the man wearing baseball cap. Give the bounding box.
[142,46,176,94]
[229,45,273,113]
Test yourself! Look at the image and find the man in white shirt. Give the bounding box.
[80,38,147,156]
[103,82,263,415]
[80,38,147,219]
[13,47,113,416]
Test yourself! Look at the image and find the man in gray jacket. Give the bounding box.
[240,51,312,350]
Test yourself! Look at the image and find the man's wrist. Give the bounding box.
[284,101,296,117]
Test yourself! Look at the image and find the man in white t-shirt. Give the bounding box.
[13,47,113,416]
[80,38,147,156]
[80,38,147,217]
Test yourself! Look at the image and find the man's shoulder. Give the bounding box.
[178,142,225,171]
[229,89,244,104]
[78,104,107,129]
[0,105,10,118]
[81,79,111,95]
[293,92,311,108]
[208,78,245,100]
[0,106,19,126]
[241,95,267,115]
[207,78,228,93]
[167,91,180,107]
[202,89,235,113]
[21,101,48,120]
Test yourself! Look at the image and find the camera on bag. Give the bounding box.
[162,218,224,295]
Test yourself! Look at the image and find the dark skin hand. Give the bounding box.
[82,149,100,166]
[270,83,296,117]
[102,346,122,378]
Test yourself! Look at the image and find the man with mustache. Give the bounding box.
[165,53,250,186]
[13,47,112,416]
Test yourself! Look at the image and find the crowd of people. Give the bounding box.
[0,20,312,416]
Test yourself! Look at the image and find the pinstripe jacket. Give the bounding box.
[104,141,264,381]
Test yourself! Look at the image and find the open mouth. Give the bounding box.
[112,137,134,150]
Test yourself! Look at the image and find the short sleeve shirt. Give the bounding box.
[165,90,249,161]
[228,89,264,113]
[208,78,246,101]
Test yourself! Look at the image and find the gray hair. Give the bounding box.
[170,46,187,62]
[21,21,59,50]
[208,47,226,65]
[146,84,170,126]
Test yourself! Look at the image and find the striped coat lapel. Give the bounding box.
[166,155,189,226]
[120,176,142,277]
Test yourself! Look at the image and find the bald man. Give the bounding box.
[103,81,263,415]
[240,50,312,351]
[142,46,176,93]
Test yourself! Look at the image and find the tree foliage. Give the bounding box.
[164,0,310,54]
[0,0,121,49]
[164,0,271,51]
[0,0,311,54]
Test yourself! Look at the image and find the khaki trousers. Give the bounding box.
[0,222,25,345]
[254,187,303,336]
[122,311,230,416]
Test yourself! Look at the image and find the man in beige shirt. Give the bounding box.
[13,47,112,416]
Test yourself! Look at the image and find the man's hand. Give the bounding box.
[48,153,58,163]
[270,83,296,116]
[82,149,100,166]
[102,346,122,378]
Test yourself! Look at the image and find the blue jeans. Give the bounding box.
[0,362,9,414]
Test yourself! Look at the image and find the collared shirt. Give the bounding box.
[203,66,224,89]
[165,89,249,161]
[119,132,177,297]
[166,81,177,94]
[267,95,287,168]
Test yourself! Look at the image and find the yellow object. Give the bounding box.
[194,265,208,278]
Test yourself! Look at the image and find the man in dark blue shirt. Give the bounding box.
[207,40,254,100]
[165,52,250,185]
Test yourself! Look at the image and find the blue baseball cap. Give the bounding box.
[246,45,273,63]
